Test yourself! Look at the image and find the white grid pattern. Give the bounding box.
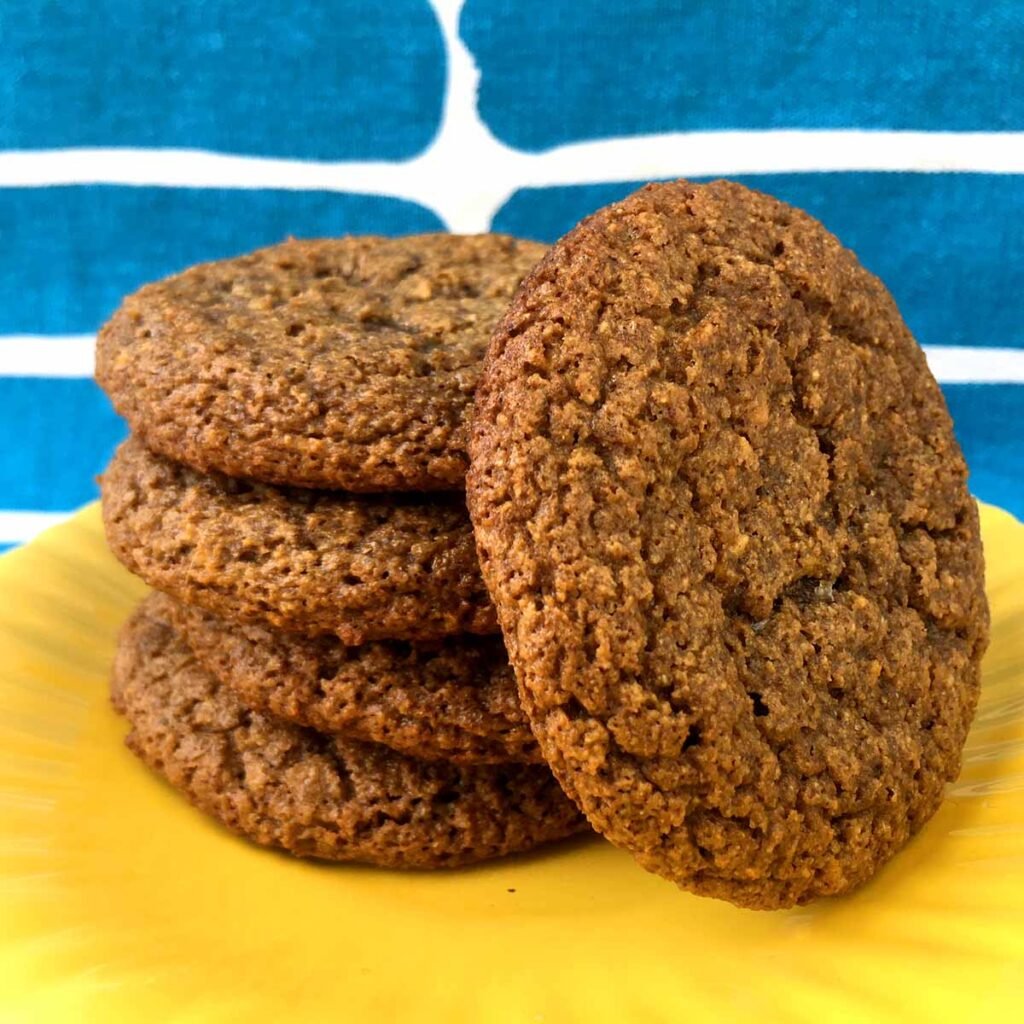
[0,0,1019,543]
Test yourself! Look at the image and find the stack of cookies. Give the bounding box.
[96,182,989,909]
[96,233,587,869]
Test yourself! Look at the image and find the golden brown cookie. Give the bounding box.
[150,593,539,765]
[101,438,495,644]
[111,602,585,868]
[96,234,546,491]
[468,179,988,909]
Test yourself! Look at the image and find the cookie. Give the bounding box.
[150,593,540,765]
[468,179,988,908]
[111,602,585,868]
[101,438,495,644]
[96,233,546,492]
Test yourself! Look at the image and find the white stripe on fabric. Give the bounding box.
[0,0,1023,233]
[1,336,1021,385]
[0,510,70,545]
[924,346,1024,384]
[1,133,1022,192]
[0,335,95,377]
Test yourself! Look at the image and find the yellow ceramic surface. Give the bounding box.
[1,502,1022,1022]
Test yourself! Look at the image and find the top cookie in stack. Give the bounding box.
[95,233,587,867]
[97,233,543,492]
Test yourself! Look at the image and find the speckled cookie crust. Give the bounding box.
[150,593,539,765]
[101,438,495,644]
[112,602,585,868]
[96,234,547,491]
[468,179,988,909]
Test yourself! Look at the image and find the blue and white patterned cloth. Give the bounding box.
[1,0,1021,551]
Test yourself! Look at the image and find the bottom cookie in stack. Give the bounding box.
[112,597,587,869]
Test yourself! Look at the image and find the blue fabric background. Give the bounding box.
[0,0,1021,554]
[464,0,1024,148]
[0,0,445,158]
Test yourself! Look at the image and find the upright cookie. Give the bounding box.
[468,179,988,908]
[96,234,546,491]
[101,438,494,644]
[112,603,585,868]
[152,593,539,765]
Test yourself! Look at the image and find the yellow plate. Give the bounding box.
[1,502,1022,1022]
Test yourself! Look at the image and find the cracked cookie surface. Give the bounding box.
[112,602,585,868]
[153,593,539,765]
[96,234,546,491]
[468,179,988,908]
[102,438,495,644]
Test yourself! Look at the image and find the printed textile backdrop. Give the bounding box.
[0,0,1022,552]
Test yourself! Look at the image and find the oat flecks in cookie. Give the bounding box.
[96,233,547,491]
[468,179,989,909]
[112,602,585,868]
[101,438,495,644]
[152,593,539,765]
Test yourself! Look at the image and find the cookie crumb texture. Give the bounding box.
[155,593,540,765]
[469,179,989,908]
[101,438,495,644]
[96,234,547,491]
[112,604,585,868]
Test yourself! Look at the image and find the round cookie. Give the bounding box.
[151,593,540,765]
[468,179,989,909]
[101,438,495,644]
[111,602,585,868]
[96,233,547,492]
